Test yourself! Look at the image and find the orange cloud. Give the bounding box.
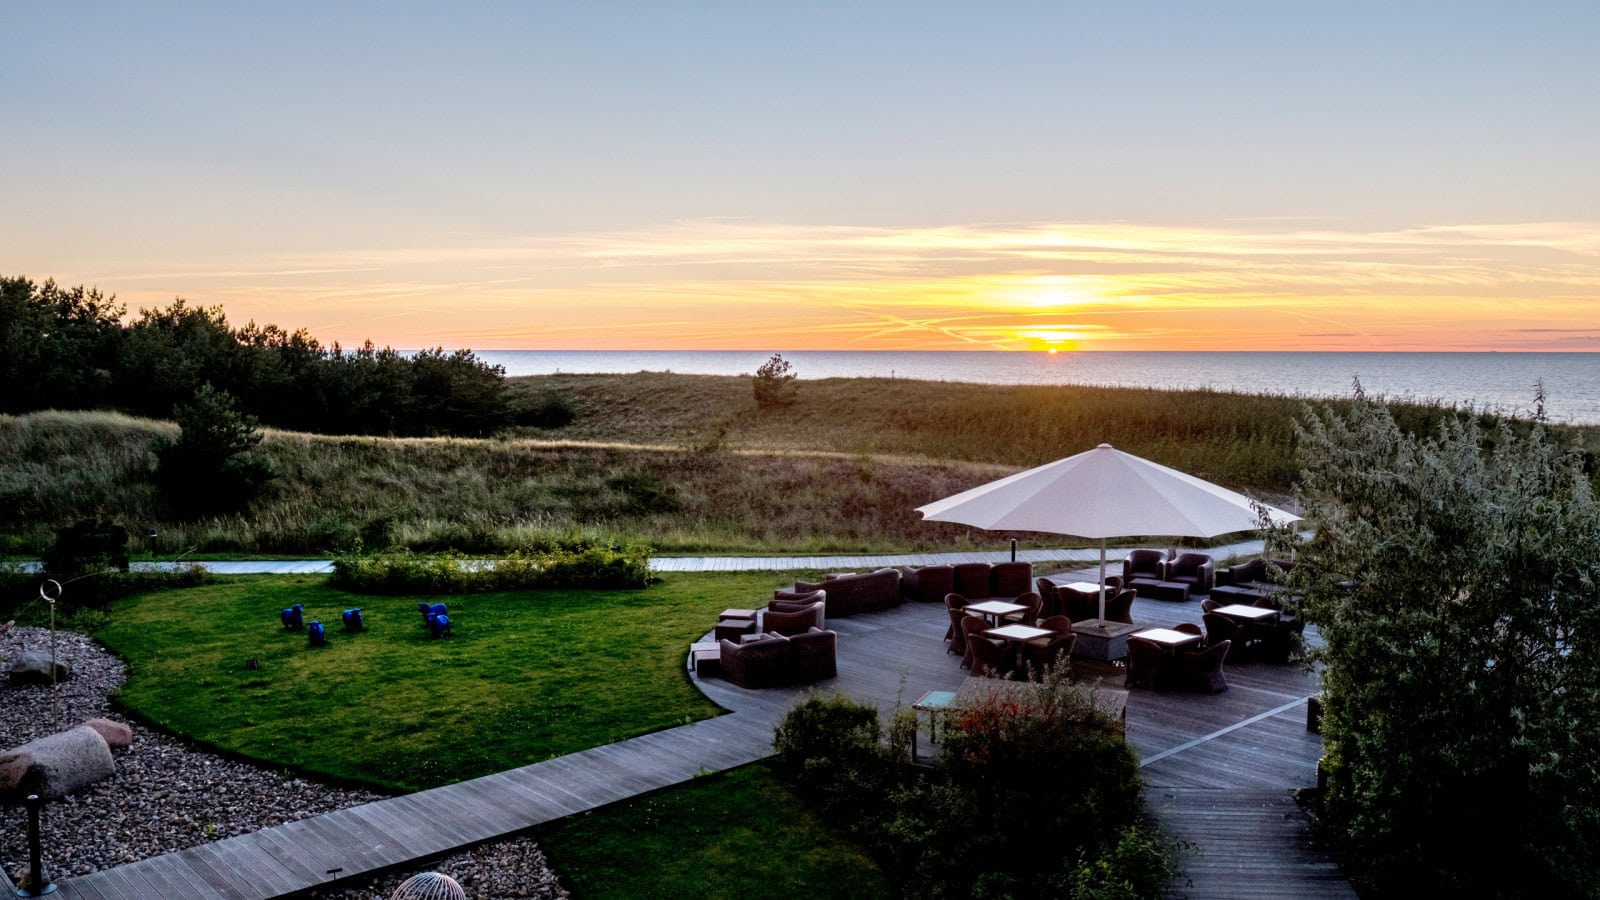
[59,219,1600,351]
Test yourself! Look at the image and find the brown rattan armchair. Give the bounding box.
[953,563,992,599]
[790,627,838,681]
[900,564,955,603]
[1167,553,1215,594]
[762,600,824,637]
[989,561,1034,598]
[1104,588,1136,624]
[718,634,792,689]
[960,615,992,670]
[1125,636,1169,690]
[944,592,969,641]
[1122,549,1167,583]
[967,630,1012,678]
[1178,639,1231,692]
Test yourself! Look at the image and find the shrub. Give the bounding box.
[329,545,653,594]
[771,674,1169,897]
[0,562,212,617]
[42,517,130,577]
[752,353,798,409]
[153,384,274,516]
[1289,395,1600,895]
[516,390,578,429]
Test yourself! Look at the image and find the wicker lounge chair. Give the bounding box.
[1125,636,1169,690]
[899,564,955,603]
[763,599,824,637]
[989,562,1033,598]
[1178,639,1231,692]
[953,563,992,599]
[1122,549,1167,583]
[718,633,793,689]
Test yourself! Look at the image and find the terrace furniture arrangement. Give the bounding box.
[1205,605,1297,663]
[717,627,838,688]
[1126,631,1232,692]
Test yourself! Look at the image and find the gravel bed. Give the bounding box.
[1,626,568,897]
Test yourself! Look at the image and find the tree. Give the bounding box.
[752,352,798,409]
[0,276,124,412]
[41,518,130,577]
[153,384,274,515]
[1287,397,1600,895]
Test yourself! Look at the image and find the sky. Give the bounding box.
[4,2,1599,351]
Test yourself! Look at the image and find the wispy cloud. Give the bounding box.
[85,219,1600,351]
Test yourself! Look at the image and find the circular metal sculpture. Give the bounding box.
[389,872,467,900]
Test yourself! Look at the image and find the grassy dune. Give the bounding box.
[9,374,1586,556]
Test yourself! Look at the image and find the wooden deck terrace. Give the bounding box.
[45,564,1351,898]
[697,566,1354,897]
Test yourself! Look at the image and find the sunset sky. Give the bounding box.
[5,3,1598,351]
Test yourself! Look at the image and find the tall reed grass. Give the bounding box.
[9,376,1587,556]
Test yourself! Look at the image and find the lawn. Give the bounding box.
[97,571,795,792]
[538,763,889,899]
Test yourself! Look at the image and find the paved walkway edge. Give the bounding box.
[15,537,1278,576]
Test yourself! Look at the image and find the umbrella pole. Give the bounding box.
[1097,538,1107,624]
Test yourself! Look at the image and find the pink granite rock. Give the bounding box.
[81,717,133,749]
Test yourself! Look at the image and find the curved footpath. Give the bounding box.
[21,539,1271,576]
[40,544,1352,899]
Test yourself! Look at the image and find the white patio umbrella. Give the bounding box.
[915,443,1301,623]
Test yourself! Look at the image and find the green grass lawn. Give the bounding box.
[539,763,889,899]
[97,571,795,792]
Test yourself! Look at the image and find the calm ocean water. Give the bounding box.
[475,351,1600,424]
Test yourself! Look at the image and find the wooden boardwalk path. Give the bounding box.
[49,558,1349,897]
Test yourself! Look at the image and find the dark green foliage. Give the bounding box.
[1288,397,1600,896]
[0,563,212,618]
[0,277,124,413]
[753,352,798,409]
[1,276,512,437]
[329,545,653,594]
[514,388,578,429]
[154,384,275,515]
[42,518,129,576]
[772,683,1172,898]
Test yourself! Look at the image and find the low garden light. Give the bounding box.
[15,794,56,897]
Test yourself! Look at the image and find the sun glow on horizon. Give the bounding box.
[43,218,1600,353]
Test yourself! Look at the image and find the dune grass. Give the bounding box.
[538,763,890,899]
[11,374,1587,556]
[97,571,794,792]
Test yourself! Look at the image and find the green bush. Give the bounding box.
[0,562,213,617]
[1289,396,1600,895]
[329,545,653,594]
[516,389,578,429]
[42,517,130,576]
[771,676,1171,898]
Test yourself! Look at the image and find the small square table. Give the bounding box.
[720,608,758,621]
[1057,580,1104,594]
[983,623,1054,645]
[965,599,1027,626]
[911,689,958,759]
[1214,604,1280,622]
[1131,627,1203,649]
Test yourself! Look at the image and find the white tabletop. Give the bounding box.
[965,599,1027,616]
[1133,628,1204,646]
[1214,604,1279,620]
[984,624,1054,642]
[1058,581,1104,593]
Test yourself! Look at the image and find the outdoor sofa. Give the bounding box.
[718,627,838,688]
[793,568,902,616]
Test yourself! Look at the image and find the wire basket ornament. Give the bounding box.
[389,871,467,900]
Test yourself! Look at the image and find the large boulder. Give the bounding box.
[81,718,133,750]
[0,726,115,802]
[8,650,71,685]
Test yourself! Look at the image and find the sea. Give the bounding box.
[474,351,1600,425]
